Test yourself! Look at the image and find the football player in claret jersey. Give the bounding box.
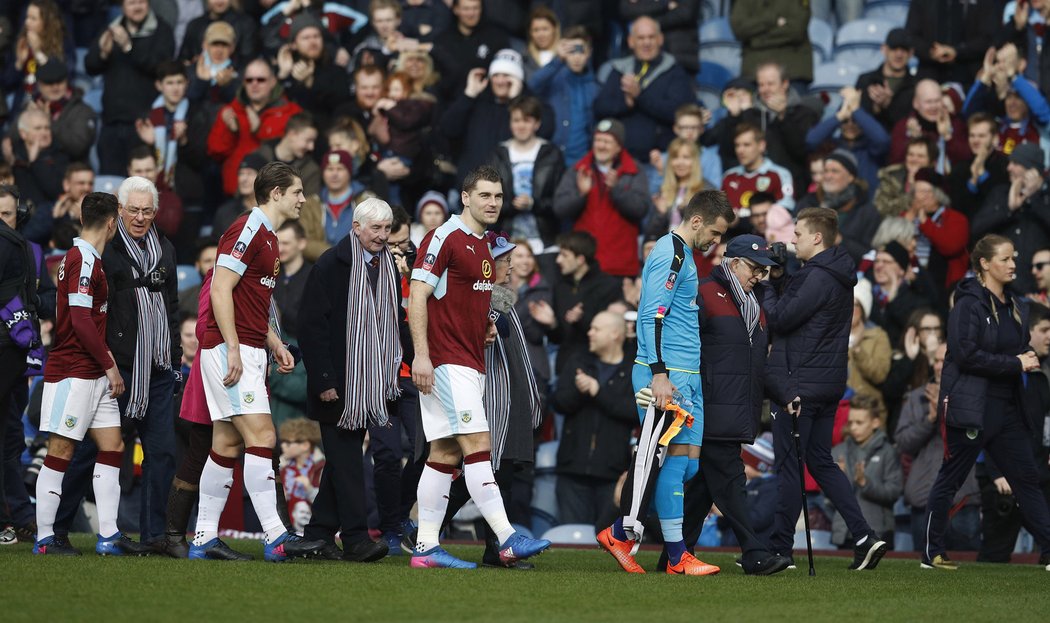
[408,165,551,569]
[35,192,151,556]
[189,162,325,562]
[721,123,795,213]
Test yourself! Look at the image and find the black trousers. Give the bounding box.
[367,379,425,534]
[660,440,773,569]
[0,346,27,526]
[925,397,1050,560]
[305,423,370,546]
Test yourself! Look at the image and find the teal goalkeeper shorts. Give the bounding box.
[632,364,703,446]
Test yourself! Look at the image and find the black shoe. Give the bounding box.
[849,534,888,570]
[154,533,189,559]
[342,538,389,562]
[97,533,154,556]
[400,525,418,555]
[743,554,792,576]
[189,537,254,561]
[15,523,37,543]
[51,535,82,556]
[482,558,536,570]
[275,533,326,559]
[311,541,343,560]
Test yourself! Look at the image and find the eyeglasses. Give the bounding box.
[243,76,269,84]
[741,259,769,278]
[1034,261,1050,272]
[122,207,156,218]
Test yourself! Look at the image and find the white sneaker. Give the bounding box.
[0,526,17,545]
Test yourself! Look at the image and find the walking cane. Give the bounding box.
[791,399,816,576]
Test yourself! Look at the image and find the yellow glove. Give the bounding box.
[635,387,654,409]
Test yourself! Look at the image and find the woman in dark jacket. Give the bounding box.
[923,234,1050,570]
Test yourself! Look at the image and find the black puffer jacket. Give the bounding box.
[490,140,566,247]
[764,245,857,406]
[102,230,181,371]
[939,278,1029,431]
[697,269,769,443]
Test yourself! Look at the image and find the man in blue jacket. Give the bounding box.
[764,207,889,570]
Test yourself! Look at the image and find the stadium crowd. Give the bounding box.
[0,0,1049,570]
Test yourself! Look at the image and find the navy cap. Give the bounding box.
[726,234,778,266]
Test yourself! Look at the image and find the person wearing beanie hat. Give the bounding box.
[489,49,525,82]
[796,147,881,263]
[592,16,694,163]
[856,28,917,131]
[854,278,873,320]
[847,280,892,426]
[411,191,450,245]
[826,148,860,179]
[868,241,931,346]
[593,118,625,148]
[278,13,350,132]
[739,432,779,546]
[908,167,970,294]
[26,58,97,164]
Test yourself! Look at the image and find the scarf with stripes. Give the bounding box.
[484,287,543,469]
[340,232,401,430]
[721,260,760,339]
[117,220,171,419]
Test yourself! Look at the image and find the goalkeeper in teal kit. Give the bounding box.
[597,190,733,575]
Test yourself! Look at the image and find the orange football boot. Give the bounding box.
[597,527,645,574]
[666,551,720,576]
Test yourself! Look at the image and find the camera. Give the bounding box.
[996,493,1017,516]
[139,267,168,292]
[768,242,788,265]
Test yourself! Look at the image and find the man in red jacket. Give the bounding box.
[207,59,302,196]
[906,167,970,295]
[888,80,970,167]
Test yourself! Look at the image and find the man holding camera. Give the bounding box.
[764,207,888,570]
[53,176,180,555]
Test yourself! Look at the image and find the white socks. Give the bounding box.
[415,462,454,552]
[243,448,286,544]
[193,452,234,547]
[464,452,515,545]
[34,456,68,542]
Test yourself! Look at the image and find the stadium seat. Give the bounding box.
[535,440,558,472]
[814,91,845,120]
[832,46,882,71]
[699,17,736,44]
[863,0,910,27]
[697,88,722,113]
[809,19,835,63]
[697,61,733,91]
[93,175,124,194]
[836,18,896,48]
[83,87,103,115]
[699,42,742,77]
[176,264,201,290]
[793,528,834,551]
[542,524,597,545]
[810,61,862,92]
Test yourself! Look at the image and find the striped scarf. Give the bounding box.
[340,232,402,430]
[721,261,760,339]
[149,95,188,189]
[484,288,543,469]
[116,220,171,419]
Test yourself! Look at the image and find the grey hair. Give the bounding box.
[353,197,393,226]
[117,175,160,212]
[871,216,915,250]
[17,107,49,131]
[906,185,951,209]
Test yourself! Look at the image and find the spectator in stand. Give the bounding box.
[259,0,368,61]
[300,149,359,254]
[553,119,650,278]
[552,311,635,526]
[805,86,890,192]
[737,434,778,546]
[431,0,508,103]
[1029,248,1050,306]
[849,279,892,421]
[85,0,176,175]
[895,341,981,552]
[400,0,454,43]
[528,26,599,166]
[963,43,1050,156]
[522,6,560,81]
[395,49,440,99]
[888,79,970,168]
[971,143,1050,294]
[904,0,1000,86]
[722,123,795,215]
[352,0,415,71]
[278,418,323,525]
[747,191,795,244]
[1003,0,1050,94]
[730,0,813,85]
[179,0,259,66]
[22,161,92,245]
[649,104,722,190]
[274,220,312,339]
[797,150,879,263]
[8,107,67,206]
[369,71,435,207]
[212,152,262,238]
[333,65,386,132]
[619,0,699,75]
[2,0,75,112]
[275,14,350,132]
[410,191,448,246]
[881,307,944,433]
[249,111,321,197]
[126,146,184,241]
[593,16,694,165]
[207,57,302,197]
[9,59,96,164]
[508,240,552,394]
[905,168,971,298]
[869,241,932,347]
[948,113,1009,220]
[647,138,713,237]
[490,96,566,248]
[857,28,918,132]
[133,61,190,196]
[326,115,388,199]
[874,136,938,218]
[529,231,622,374]
[177,237,217,317]
[830,395,902,549]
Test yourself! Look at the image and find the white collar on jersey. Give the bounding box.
[72,236,101,259]
[449,213,484,239]
[250,206,276,232]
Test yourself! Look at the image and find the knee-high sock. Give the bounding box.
[415,462,454,553]
[464,452,515,545]
[243,447,286,544]
[35,455,70,541]
[193,451,235,546]
[685,458,699,482]
[657,455,689,562]
[94,451,123,537]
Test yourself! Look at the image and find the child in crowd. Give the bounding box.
[279,418,324,535]
[648,104,722,195]
[528,25,598,165]
[831,395,902,549]
[410,190,448,245]
[135,60,189,191]
[369,71,432,205]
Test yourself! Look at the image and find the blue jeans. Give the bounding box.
[54,368,176,541]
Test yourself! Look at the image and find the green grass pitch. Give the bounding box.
[2,537,1048,622]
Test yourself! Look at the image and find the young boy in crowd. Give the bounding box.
[135,60,190,192]
[831,396,902,549]
[648,104,722,195]
[528,26,598,166]
[279,418,324,535]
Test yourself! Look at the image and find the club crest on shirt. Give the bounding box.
[665,272,677,290]
[65,415,77,429]
[756,176,770,192]
[481,260,492,279]
[460,410,472,423]
[243,392,255,404]
[78,276,90,294]
[232,241,247,260]
[274,258,280,276]
[422,253,435,271]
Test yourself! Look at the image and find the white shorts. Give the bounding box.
[200,344,271,421]
[420,364,490,441]
[40,377,121,441]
